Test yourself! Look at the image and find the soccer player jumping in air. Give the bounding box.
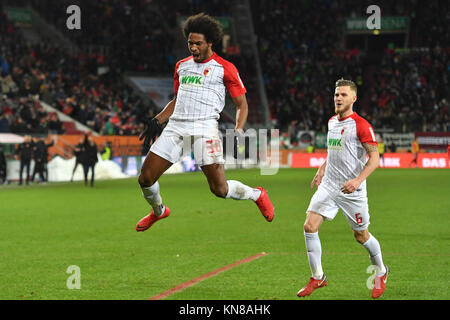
[297,79,389,299]
[136,13,274,232]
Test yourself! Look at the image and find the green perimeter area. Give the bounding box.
[0,168,449,300]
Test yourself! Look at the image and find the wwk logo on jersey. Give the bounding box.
[181,75,204,86]
[328,138,343,150]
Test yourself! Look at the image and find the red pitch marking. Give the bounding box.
[149,252,269,300]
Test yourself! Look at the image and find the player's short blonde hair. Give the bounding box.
[335,78,357,95]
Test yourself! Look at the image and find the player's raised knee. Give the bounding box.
[138,169,155,187]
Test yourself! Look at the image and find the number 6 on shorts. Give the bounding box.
[355,213,363,224]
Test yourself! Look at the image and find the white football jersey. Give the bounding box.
[324,112,377,190]
[171,52,246,121]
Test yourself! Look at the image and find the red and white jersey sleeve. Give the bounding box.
[324,112,377,190]
[171,52,246,121]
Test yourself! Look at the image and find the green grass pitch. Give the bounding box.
[0,168,449,300]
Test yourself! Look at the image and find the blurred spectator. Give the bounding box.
[0,145,6,184]
[70,138,84,182]
[410,138,419,168]
[378,137,386,161]
[101,118,115,135]
[0,112,11,132]
[31,137,46,183]
[47,112,64,134]
[15,135,33,185]
[389,141,397,153]
[100,141,113,160]
[31,136,54,182]
[81,134,98,187]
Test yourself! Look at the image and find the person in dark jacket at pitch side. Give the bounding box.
[71,138,84,182]
[16,135,33,185]
[81,134,98,187]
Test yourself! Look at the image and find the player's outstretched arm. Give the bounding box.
[140,96,177,155]
[155,96,177,124]
[341,143,379,194]
[311,160,326,189]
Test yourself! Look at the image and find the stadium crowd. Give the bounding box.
[251,0,450,133]
[1,0,449,140]
[1,0,241,136]
[0,96,64,134]
[369,47,449,133]
[0,10,66,134]
[253,0,363,131]
[30,0,233,74]
[0,2,157,136]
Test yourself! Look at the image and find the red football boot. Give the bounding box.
[297,275,328,297]
[136,206,170,232]
[372,265,389,298]
[255,187,274,222]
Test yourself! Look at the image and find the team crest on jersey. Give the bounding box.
[341,127,346,135]
[203,67,211,76]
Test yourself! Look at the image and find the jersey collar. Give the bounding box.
[337,112,356,122]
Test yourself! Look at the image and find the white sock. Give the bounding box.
[362,234,386,276]
[304,231,324,279]
[226,180,261,201]
[141,182,165,216]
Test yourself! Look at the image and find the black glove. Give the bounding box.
[139,118,163,155]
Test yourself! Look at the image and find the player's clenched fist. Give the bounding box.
[341,178,361,194]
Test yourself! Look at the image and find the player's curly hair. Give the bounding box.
[182,13,223,47]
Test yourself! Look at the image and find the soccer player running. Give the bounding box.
[136,13,274,232]
[297,79,389,299]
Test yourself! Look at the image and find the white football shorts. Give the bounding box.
[150,119,225,166]
[306,181,370,231]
